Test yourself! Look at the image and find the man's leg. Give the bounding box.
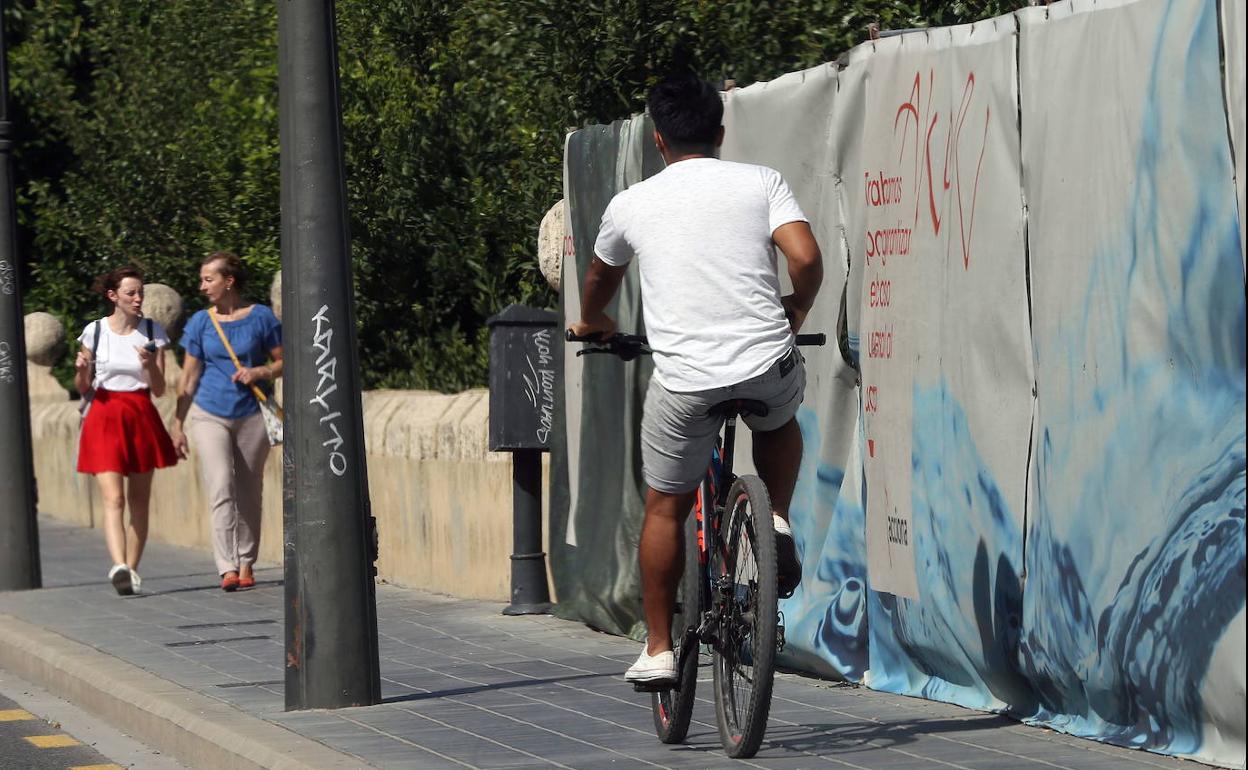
[752,414,805,597]
[640,486,697,655]
[752,416,802,522]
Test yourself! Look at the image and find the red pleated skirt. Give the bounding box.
[77,388,179,475]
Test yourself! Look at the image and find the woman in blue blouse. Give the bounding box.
[172,252,282,591]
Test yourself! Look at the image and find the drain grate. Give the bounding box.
[166,635,271,647]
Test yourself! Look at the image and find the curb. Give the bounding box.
[0,612,370,770]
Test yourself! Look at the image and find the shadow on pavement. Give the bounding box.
[382,671,616,703]
[761,713,1017,755]
[127,579,285,599]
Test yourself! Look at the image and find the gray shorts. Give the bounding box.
[641,349,806,493]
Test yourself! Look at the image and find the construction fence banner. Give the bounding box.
[720,63,871,680]
[855,15,1037,716]
[1225,0,1246,274]
[553,0,1244,765]
[1017,1,1244,765]
[552,116,671,639]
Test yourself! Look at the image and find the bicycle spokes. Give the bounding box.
[711,476,778,759]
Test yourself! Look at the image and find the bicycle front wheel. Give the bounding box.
[711,475,777,758]
[652,481,707,743]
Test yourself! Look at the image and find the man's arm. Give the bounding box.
[568,256,628,338]
[773,221,823,333]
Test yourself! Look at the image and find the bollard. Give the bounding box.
[486,304,559,615]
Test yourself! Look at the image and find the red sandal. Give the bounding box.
[221,573,240,592]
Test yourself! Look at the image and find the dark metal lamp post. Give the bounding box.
[278,0,380,710]
[0,0,42,592]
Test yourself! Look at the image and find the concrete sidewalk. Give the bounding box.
[0,518,1205,770]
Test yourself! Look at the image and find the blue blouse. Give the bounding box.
[182,305,282,419]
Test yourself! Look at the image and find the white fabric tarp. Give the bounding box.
[721,64,870,679]
[1018,0,1245,765]
[854,18,1035,712]
[1224,0,1246,274]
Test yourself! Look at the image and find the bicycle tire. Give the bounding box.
[652,480,708,743]
[711,474,777,758]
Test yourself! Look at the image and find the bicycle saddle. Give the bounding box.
[709,399,770,419]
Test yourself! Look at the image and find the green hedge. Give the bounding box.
[6,0,1020,392]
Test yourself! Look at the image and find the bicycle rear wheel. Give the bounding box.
[652,481,708,743]
[711,475,777,758]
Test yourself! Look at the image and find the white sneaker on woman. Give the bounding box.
[130,570,142,594]
[108,564,133,596]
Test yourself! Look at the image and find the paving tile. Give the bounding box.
[0,517,1212,770]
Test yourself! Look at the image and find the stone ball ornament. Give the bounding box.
[142,283,184,331]
[270,271,282,321]
[24,311,66,366]
[537,199,567,293]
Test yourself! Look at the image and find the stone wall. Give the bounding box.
[30,376,542,602]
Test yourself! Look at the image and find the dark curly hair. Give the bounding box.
[91,265,144,297]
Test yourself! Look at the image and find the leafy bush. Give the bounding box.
[6,0,1021,392]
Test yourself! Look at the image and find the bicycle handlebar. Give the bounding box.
[565,329,826,359]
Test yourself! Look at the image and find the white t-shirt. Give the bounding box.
[78,317,170,392]
[594,158,807,392]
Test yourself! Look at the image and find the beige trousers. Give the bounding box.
[187,403,270,575]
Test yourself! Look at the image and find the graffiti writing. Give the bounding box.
[309,304,347,476]
[893,69,990,269]
[521,329,555,444]
[0,259,13,295]
[0,340,13,384]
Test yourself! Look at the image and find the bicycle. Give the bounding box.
[566,329,826,758]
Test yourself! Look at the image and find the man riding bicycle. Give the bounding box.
[569,72,824,685]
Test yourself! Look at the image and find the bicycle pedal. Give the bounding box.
[632,679,678,693]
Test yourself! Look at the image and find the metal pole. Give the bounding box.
[503,450,552,615]
[278,0,380,710]
[0,0,42,592]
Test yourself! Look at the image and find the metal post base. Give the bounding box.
[503,550,552,615]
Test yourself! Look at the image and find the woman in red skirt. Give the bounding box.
[75,266,179,595]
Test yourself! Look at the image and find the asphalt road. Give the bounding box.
[0,668,187,770]
[0,689,123,770]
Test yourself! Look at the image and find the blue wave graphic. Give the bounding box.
[1020,0,1245,758]
[780,405,870,680]
[867,382,1033,713]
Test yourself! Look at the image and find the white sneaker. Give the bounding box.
[130,570,142,594]
[625,648,677,683]
[108,564,133,596]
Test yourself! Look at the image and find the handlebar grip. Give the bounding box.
[795,333,826,346]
